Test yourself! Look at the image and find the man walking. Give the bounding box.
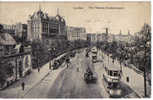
[66,57,71,69]
[21,82,25,91]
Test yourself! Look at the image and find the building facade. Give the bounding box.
[67,26,86,41]
[27,9,67,42]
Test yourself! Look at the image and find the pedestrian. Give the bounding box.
[126,76,129,83]
[38,67,40,72]
[66,58,70,68]
[49,61,52,70]
[77,67,79,72]
[21,82,25,91]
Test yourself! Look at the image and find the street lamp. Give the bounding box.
[48,47,56,70]
[48,48,51,69]
[36,45,40,72]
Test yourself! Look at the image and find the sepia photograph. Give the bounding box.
[0,1,151,98]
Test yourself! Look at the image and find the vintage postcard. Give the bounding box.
[0,1,151,98]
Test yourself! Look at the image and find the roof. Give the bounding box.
[0,32,16,45]
[105,58,121,71]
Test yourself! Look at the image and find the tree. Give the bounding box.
[133,24,151,71]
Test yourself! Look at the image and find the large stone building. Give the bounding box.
[27,8,67,45]
[67,26,86,41]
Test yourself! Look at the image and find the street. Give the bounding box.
[0,48,148,98]
[48,50,103,98]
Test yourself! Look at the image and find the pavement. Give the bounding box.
[0,53,66,98]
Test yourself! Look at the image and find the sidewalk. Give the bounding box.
[0,53,66,98]
[0,62,51,98]
[98,50,151,98]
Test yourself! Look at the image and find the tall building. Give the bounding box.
[67,26,86,41]
[15,23,27,41]
[27,8,67,42]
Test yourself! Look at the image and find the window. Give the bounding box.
[113,71,118,76]
[109,70,113,76]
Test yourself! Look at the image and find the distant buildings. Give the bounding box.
[67,26,86,41]
[2,24,16,36]
[87,31,134,44]
[107,31,134,43]
[1,23,28,42]
[86,33,97,43]
[15,23,27,41]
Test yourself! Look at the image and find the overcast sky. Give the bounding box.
[0,2,151,34]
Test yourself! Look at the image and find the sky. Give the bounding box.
[0,2,151,34]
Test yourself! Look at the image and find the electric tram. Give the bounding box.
[103,60,122,97]
[91,47,98,63]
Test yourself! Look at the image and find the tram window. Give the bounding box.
[108,82,112,88]
[113,71,118,76]
[112,83,119,88]
[109,70,113,76]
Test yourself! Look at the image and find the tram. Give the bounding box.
[103,60,122,97]
[91,47,97,63]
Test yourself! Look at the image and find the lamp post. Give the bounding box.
[36,45,40,72]
[48,48,51,70]
[49,47,55,70]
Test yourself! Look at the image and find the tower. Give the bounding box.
[128,30,130,35]
[57,8,59,15]
[120,30,122,35]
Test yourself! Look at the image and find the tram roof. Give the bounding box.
[104,59,121,71]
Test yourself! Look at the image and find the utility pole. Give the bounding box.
[15,58,18,80]
[37,45,40,72]
[48,48,51,69]
[144,39,147,97]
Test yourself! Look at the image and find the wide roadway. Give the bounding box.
[47,49,104,98]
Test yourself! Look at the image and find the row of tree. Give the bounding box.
[31,39,89,69]
[97,24,151,72]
